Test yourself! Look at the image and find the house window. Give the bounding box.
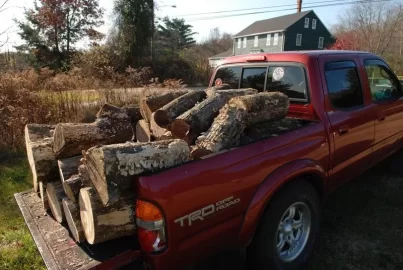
[254,36,259,47]
[243,37,247,48]
[318,37,324,49]
[296,34,302,46]
[305,18,309,28]
[273,33,279,45]
[312,19,317,29]
[266,34,271,46]
[238,38,241,49]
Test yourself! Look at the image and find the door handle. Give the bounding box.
[338,126,349,135]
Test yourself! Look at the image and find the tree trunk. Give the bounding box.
[136,120,153,142]
[84,140,190,206]
[196,92,289,154]
[58,156,82,202]
[46,181,67,223]
[153,91,207,128]
[39,181,49,211]
[25,124,59,192]
[96,103,131,121]
[205,88,258,98]
[79,187,136,245]
[170,90,257,144]
[53,118,134,159]
[150,113,169,139]
[62,198,85,243]
[140,91,188,122]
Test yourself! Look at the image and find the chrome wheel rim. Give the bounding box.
[275,202,311,262]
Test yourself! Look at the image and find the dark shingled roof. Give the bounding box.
[234,10,312,37]
[209,49,233,59]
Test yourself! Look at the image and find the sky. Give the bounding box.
[0,0,349,52]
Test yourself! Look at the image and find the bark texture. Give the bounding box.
[46,181,67,223]
[64,175,84,203]
[96,104,131,121]
[58,156,82,202]
[62,198,85,243]
[79,187,136,245]
[123,105,142,124]
[196,92,290,154]
[25,124,58,192]
[205,88,258,98]
[39,181,49,211]
[170,90,257,144]
[53,118,134,159]
[136,120,153,142]
[153,91,207,128]
[84,139,190,206]
[140,91,188,122]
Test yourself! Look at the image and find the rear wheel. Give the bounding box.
[247,180,320,270]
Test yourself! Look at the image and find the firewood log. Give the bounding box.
[205,88,258,97]
[62,198,85,243]
[25,124,59,192]
[195,92,289,155]
[140,91,188,122]
[53,118,133,159]
[153,91,207,128]
[150,113,168,139]
[170,89,257,144]
[46,181,67,223]
[58,156,83,202]
[39,181,49,211]
[123,104,142,123]
[96,103,131,121]
[84,139,190,206]
[136,120,153,142]
[79,187,136,245]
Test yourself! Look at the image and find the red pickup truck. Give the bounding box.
[16,50,403,270]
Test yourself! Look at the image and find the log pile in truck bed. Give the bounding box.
[24,87,291,246]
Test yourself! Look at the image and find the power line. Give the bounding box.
[185,0,391,22]
[176,0,354,17]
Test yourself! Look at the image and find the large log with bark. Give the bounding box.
[153,91,207,128]
[62,198,85,243]
[136,120,153,142]
[79,187,136,244]
[84,139,190,206]
[195,92,289,156]
[25,124,59,192]
[123,105,142,124]
[58,156,82,202]
[140,91,188,122]
[96,103,131,121]
[53,118,134,159]
[205,88,258,98]
[46,181,67,223]
[170,89,258,144]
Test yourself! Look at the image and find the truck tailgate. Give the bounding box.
[14,190,142,270]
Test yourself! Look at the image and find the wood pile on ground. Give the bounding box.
[24,87,290,245]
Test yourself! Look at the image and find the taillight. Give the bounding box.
[136,200,166,253]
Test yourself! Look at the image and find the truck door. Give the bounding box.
[360,58,403,162]
[319,56,375,189]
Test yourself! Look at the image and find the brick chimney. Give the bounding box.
[297,0,302,12]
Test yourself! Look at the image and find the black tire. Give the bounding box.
[246,180,320,270]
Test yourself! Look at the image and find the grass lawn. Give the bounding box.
[0,156,45,270]
[2,152,403,270]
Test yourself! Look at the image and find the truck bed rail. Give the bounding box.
[15,190,142,270]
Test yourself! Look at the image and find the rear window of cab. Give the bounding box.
[212,64,308,102]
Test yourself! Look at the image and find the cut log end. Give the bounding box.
[46,182,66,223]
[39,181,49,211]
[170,120,190,139]
[62,198,85,243]
[136,120,153,142]
[153,110,170,128]
[63,175,83,203]
[79,187,96,244]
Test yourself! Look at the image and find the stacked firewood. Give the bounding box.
[24,87,290,245]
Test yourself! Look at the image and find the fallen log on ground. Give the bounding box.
[136,120,153,142]
[170,89,258,144]
[53,118,134,159]
[79,187,136,245]
[58,156,82,202]
[62,198,85,243]
[46,181,67,223]
[84,139,190,206]
[195,92,289,156]
[25,124,59,192]
[153,91,207,128]
[140,91,188,122]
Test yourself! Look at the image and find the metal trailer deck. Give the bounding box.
[14,190,143,270]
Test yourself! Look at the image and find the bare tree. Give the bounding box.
[0,0,10,47]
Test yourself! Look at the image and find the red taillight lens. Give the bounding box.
[136,200,166,253]
[137,227,166,253]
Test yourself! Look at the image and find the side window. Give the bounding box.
[241,67,267,92]
[364,59,401,101]
[213,66,242,88]
[296,34,302,46]
[312,19,317,29]
[325,61,363,110]
[266,66,308,101]
[304,18,309,28]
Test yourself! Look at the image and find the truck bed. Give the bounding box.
[14,190,142,270]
